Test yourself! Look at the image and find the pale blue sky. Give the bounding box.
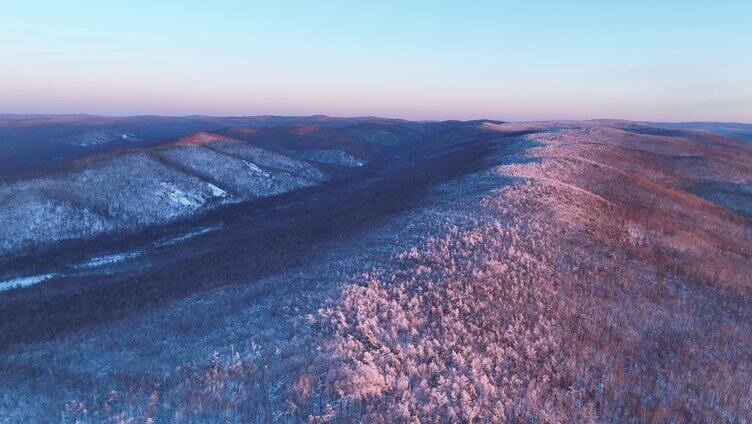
[1,1,750,121]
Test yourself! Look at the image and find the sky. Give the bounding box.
[1,1,750,122]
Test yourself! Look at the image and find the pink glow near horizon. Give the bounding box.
[1,1,750,122]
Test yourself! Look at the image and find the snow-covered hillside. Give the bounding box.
[1,118,751,423]
[0,136,331,256]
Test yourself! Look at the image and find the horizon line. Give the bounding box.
[1,113,750,126]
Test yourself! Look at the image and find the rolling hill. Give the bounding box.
[0,116,750,423]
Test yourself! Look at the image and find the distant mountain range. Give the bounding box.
[0,114,406,178]
[1,114,749,179]
[649,121,752,143]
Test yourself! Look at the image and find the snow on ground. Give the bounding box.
[54,130,141,146]
[0,273,56,292]
[161,182,204,209]
[207,142,328,182]
[206,183,228,198]
[159,146,314,199]
[154,225,223,248]
[75,251,143,269]
[0,134,340,256]
[0,190,111,255]
[3,122,752,422]
[242,160,271,177]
